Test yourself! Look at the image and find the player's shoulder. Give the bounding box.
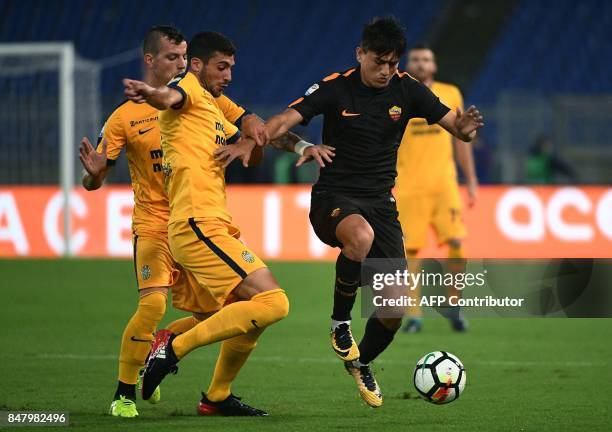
[393,71,424,91]
[319,67,357,83]
[108,99,156,124]
[104,99,131,126]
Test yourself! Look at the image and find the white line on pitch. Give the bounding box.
[30,353,610,368]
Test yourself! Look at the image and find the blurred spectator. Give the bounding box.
[524,135,578,184]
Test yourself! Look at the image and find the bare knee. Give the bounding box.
[336,215,374,261]
[232,268,281,300]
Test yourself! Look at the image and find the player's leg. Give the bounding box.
[432,184,468,331]
[396,193,434,333]
[345,194,407,407]
[166,266,216,335]
[330,214,374,361]
[309,191,370,362]
[142,219,288,409]
[110,234,175,417]
[166,266,265,413]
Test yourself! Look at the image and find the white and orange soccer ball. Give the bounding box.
[413,351,466,404]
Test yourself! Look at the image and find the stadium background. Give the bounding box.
[1,1,611,431]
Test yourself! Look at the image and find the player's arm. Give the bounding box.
[265,108,335,167]
[123,78,183,110]
[454,138,478,207]
[437,107,484,142]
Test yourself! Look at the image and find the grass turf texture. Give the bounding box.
[1,259,611,432]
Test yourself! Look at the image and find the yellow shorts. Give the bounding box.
[168,217,267,308]
[132,232,221,314]
[396,183,466,251]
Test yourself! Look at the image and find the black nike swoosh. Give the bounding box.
[130,336,153,343]
[251,320,259,329]
[139,127,154,135]
[332,346,351,357]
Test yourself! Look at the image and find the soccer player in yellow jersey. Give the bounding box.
[123,31,289,416]
[80,26,271,418]
[395,44,479,333]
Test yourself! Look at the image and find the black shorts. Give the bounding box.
[309,189,406,259]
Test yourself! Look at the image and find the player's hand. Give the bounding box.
[455,106,484,141]
[241,114,269,147]
[123,78,155,104]
[467,177,478,208]
[213,138,257,168]
[296,144,336,168]
[79,136,107,176]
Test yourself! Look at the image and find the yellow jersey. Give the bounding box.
[160,72,241,224]
[98,101,167,233]
[396,81,463,194]
[97,92,246,234]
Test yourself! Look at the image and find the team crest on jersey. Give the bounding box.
[388,106,402,122]
[241,251,255,264]
[162,162,172,177]
[141,265,151,280]
[330,208,341,218]
[305,83,319,96]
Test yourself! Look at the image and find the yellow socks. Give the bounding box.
[118,291,166,384]
[206,329,263,402]
[172,289,289,359]
[166,316,200,335]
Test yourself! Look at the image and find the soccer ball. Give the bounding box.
[413,351,466,404]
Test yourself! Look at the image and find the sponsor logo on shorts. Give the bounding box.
[330,207,341,218]
[241,251,255,263]
[141,265,151,280]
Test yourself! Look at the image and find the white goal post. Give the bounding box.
[0,42,102,256]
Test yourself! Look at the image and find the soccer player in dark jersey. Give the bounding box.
[264,17,483,407]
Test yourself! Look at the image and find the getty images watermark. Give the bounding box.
[370,268,525,308]
[372,270,525,307]
[360,258,612,318]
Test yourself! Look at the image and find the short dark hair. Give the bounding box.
[187,31,236,64]
[409,42,432,52]
[143,25,185,55]
[361,16,407,58]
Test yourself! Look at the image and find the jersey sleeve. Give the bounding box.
[167,73,192,111]
[222,115,241,144]
[287,78,335,125]
[97,108,126,165]
[404,79,450,125]
[216,94,250,127]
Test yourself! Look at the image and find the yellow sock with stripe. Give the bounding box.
[172,289,289,359]
[206,329,263,402]
[117,291,167,385]
[166,316,200,335]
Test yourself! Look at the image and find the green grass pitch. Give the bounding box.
[1,259,611,431]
